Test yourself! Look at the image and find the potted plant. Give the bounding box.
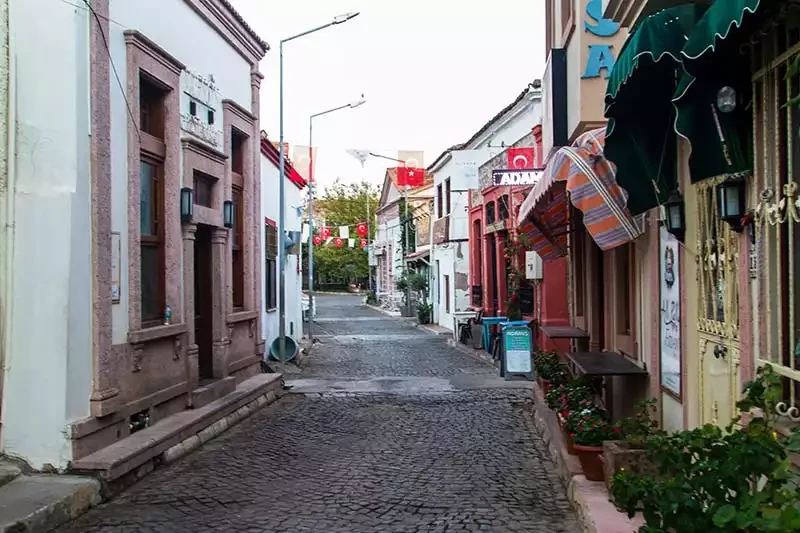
[601,399,661,490]
[417,302,433,324]
[611,364,800,531]
[559,402,599,456]
[533,351,568,394]
[571,410,620,481]
[545,378,594,413]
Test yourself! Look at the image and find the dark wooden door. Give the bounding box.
[194,225,214,381]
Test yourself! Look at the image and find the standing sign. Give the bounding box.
[503,325,533,378]
[660,226,681,397]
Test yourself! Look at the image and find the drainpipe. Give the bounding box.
[0,0,14,423]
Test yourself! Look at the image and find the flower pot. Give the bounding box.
[574,444,604,481]
[602,440,654,491]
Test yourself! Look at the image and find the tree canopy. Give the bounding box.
[305,180,380,287]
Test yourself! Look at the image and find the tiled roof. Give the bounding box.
[219,0,270,52]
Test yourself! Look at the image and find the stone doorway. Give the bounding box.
[194,224,214,381]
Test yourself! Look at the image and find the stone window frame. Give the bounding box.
[222,100,256,315]
[124,30,185,332]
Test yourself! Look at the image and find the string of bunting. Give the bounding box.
[307,222,369,248]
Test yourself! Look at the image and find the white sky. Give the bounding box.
[229,0,547,192]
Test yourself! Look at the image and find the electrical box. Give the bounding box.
[525,251,543,280]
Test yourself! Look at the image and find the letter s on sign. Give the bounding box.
[584,0,620,37]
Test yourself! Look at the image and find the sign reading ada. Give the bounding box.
[492,168,544,186]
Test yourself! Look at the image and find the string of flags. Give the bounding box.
[311,236,369,249]
[307,222,369,248]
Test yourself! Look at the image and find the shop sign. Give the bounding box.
[491,169,543,186]
[180,70,223,149]
[503,326,533,377]
[581,0,620,79]
[660,226,681,398]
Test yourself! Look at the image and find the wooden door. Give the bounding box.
[194,225,214,381]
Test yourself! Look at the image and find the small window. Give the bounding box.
[139,74,166,139]
[265,223,278,309]
[207,109,214,125]
[231,187,244,309]
[231,129,246,176]
[486,202,496,224]
[436,184,443,218]
[140,157,164,326]
[193,171,214,208]
[445,178,451,215]
[444,275,450,313]
[189,100,197,117]
[498,195,509,220]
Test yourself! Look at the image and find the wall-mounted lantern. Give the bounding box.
[180,187,193,223]
[716,86,737,113]
[716,173,747,232]
[664,190,685,241]
[223,200,234,229]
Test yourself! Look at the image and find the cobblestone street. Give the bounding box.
[60,295,578,533]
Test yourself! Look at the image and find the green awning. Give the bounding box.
[604,5,708,216]
[672,0,763,183]
[680,0,761,62]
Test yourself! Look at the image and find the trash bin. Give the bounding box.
[269,336,299,362]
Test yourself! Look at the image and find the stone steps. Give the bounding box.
[0,460,101,533]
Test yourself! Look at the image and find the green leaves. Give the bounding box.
[609,364,800,533]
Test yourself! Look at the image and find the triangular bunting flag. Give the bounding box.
[339,226,349,239]
[348,239,356,248]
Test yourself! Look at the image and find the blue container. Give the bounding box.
[269,336,299,362]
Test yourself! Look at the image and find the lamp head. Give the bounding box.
[333,12,360,24]
[349,94,367,108]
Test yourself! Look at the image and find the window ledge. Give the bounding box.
[266,308,277,313]
[228,310,258,324]
[128,322,187,344]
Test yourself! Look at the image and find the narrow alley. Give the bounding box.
[59,295,578,533]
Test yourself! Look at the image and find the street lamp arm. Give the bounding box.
[280,21,336,44]
[368,152,405,164]
[311,103,351,119]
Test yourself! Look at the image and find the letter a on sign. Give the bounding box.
[582,45,616,79]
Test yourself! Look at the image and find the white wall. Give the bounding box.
[429,92,543,331]
[3,0,93,469]
[260,153,303,351]
[107,0,253,344]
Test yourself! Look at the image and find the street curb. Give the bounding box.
[446,338,499,369]
[161,387,283,466]
[530,382,644,533]
[364,303,401,317]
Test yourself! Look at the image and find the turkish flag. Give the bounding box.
[507,147,536,170]
[360,239,368,249]
[397,166,424,187]
[334,237,344,247]
[312,235,322,246]
[356,222,368,237]
[320,227,331,239]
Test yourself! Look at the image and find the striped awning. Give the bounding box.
[516,128,642,260]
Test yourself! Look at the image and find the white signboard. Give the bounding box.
[660,226,681,397]
[451,149,488,189]
[525,251,543,280]
[492,169,544,186]
[180,70,223,150]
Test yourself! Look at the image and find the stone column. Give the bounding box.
[251,68,265,357]
[495,232,507,315]
[482,235,493,315]
[182,223,199,392]
[211,227,230,378]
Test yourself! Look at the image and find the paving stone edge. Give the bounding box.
[161,388,283,466]
[531,382,643,533]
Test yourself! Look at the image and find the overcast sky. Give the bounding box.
[229,0,547,192]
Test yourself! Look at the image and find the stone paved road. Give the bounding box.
[60,295,578,533]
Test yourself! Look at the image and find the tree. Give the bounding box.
[303,180,380,288]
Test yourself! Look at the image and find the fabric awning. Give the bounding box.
[405,245,430,261]
[604,4,708,216]
[671,0,761,183]
[516,128,642,261]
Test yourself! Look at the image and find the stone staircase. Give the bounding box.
[0,459,101,532]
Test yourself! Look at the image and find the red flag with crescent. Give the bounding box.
[360,239,368,249]
[507,147,536,170]
[320,226,331,239]
[356,222,368,237]
[312,235,322,246]
[334,237,344,247]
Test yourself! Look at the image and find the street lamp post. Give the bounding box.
[278,11,360,368]
[307,96,366,342]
